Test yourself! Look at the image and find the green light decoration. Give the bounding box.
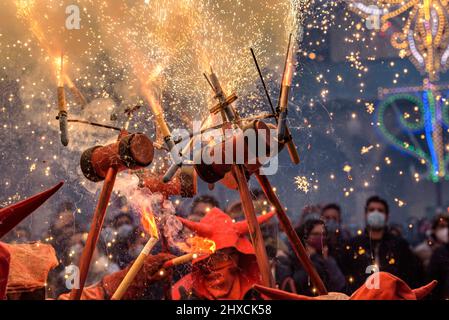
[349,1,449,187]
[376,86,449,182]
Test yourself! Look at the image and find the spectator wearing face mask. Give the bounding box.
[188,195,220,222]
[108,211,136,269]
[298,205,322,226]
[427,215,449,300]
[320,203,351,270]
[277,219,346,296]
[340,196,423,294]
[414,214,449,268]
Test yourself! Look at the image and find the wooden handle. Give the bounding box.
[233,165,274,288]
[255,173,328,295]
[111,237,158,300]
[69,167,118,300]
[286,140,300,164]
[57,86,66,112]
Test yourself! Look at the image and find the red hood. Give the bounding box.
[173,208,274,300]
[0,182,63,239]
[254,272,437,300]
[177,207,274,263]
[0,182,63,300]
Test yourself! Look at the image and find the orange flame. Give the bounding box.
[143,89,164,117]
[282,52,294,87]
[15,1,63,86]
[55,54,65,87]
[176,236,216,254]
[140,206,159,239]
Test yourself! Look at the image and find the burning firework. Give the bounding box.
[111,205,160,300]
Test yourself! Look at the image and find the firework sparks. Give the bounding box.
[294,176,310,193]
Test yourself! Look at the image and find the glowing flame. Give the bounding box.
[282,48,294,87]
[15,0,35,17]
[15,0,63,86]
[143,89,164,117]
[64,75,75,89]
[140,206,159,239]
[55,54,65,87]
[283,61,293,87]
[176,236,216,254]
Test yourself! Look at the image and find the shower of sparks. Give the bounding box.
[294,176,310,193]
[0,0,312,186]
[0,0,428,250]
[365,102,375,114]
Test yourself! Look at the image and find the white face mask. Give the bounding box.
[366,210,386,229]
[435,227,449,244]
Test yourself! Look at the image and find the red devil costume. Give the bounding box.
[172,207,274,300]
[0,182,63,299]
[253,272,437,300]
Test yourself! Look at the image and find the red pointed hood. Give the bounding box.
[172,207,274,300]
[0,182,64,239]
[350,272,438,300]
[177,207,275,259]
[254,272,437,300]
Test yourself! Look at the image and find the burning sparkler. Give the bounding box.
[157,236,217,276]
[111,206,160,300]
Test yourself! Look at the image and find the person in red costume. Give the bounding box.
[253,272,437,300]
[57,252,174,300]
[172,207,275,300]
[0,182,63,300]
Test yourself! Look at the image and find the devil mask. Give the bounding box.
[172,208,274,300]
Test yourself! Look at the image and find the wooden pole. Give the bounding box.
[255,172,328,295]
[111,237,158,300]
[69,166,118,300]
[233,165,274,288]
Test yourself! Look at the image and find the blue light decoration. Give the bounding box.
[376,84,449,182]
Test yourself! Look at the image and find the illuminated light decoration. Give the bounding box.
[422,90,440,179]
[349,0,449,80]
[376,85,449,182]
[350,1,449,182]
[408,30,425,67]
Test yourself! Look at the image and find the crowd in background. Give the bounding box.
[3,191,449,300]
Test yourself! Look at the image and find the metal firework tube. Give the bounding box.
[57,86,69,146]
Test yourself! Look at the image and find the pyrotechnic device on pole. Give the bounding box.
[56,53,69,147]
[200,69,274,288]
[65,75,88,109]
[144,93,182,183]
[251,40,328,294]
[70,131,155,300]
[80,132,155,182]
[276,34,300,164]
[138,165,197,198]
